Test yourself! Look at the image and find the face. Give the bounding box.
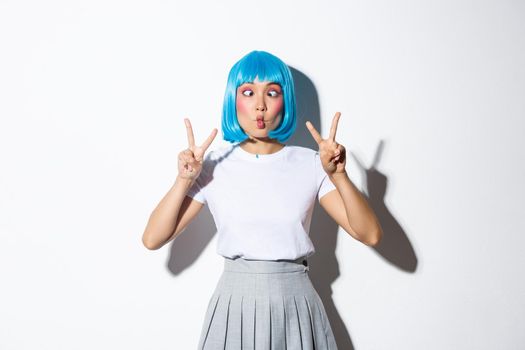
[236,77,284,140]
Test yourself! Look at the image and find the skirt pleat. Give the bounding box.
[255,296,271,349]
[294,295,314,349]
[269,295,286,349]
[283,295,302,349]
[304,295,329,349]
[200,293,231,349]
[198,257,338,350]
[197,293,220,349]
[225,294,243,349]
[242,295,255,350]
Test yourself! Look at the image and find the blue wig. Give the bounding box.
[221,51,297,143]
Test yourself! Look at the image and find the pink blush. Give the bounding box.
[274,99,283,111]
[236,97,248,114]
[269,98,284,115]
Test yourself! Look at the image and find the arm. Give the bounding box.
[320,172,382,246]
[142,118,216,250]
[306,112,382,247]
[142,176,204,250]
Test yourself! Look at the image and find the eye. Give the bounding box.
[241,89,253,97]
[267,89,281,97]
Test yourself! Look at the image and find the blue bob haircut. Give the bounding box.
[221,50,297,143]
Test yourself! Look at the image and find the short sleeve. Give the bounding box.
[186,151,214,205]
[315,152,337,202]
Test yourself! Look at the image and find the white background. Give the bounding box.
[1,0,524,349]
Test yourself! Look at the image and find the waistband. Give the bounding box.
[223,256,309,274]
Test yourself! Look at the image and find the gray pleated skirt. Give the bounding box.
[197,256,338,349]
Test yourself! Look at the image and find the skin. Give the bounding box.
[141,81,382,250]
[306,113,383,246]
[236,77,286,155]
[141,120,217,250]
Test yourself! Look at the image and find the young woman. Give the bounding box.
[142,50,382,349]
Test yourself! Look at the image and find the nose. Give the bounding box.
[256,96,266,111]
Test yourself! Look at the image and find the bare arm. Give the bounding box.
[320,173,382,246]
[306,112,382,247]
[142,177,204,250]
[142,117,216,250]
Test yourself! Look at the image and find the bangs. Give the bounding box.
[233,52,287,87]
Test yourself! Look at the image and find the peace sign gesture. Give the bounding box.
[306,112,347,175]
[177,118,218,180]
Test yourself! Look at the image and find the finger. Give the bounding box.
[181,149,194,163]
[179,149,189,161]
[200,128,218,154]
[329,112,341,142]
[305,121,323,145]
[183,152,194,164]
[185,118,196,148]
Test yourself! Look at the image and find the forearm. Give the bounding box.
[329,171,382,245]
[142,176,195,250]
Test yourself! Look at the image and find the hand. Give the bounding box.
[177,118,218,180]
[305,112,347,175]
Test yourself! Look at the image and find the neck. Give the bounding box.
[239,137,285,155]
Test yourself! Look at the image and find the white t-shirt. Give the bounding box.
[186,143,337,260]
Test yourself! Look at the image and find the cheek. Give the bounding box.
[236,98,249,115]
[272,98,284,115]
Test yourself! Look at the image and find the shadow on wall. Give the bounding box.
[165,66,418,350]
